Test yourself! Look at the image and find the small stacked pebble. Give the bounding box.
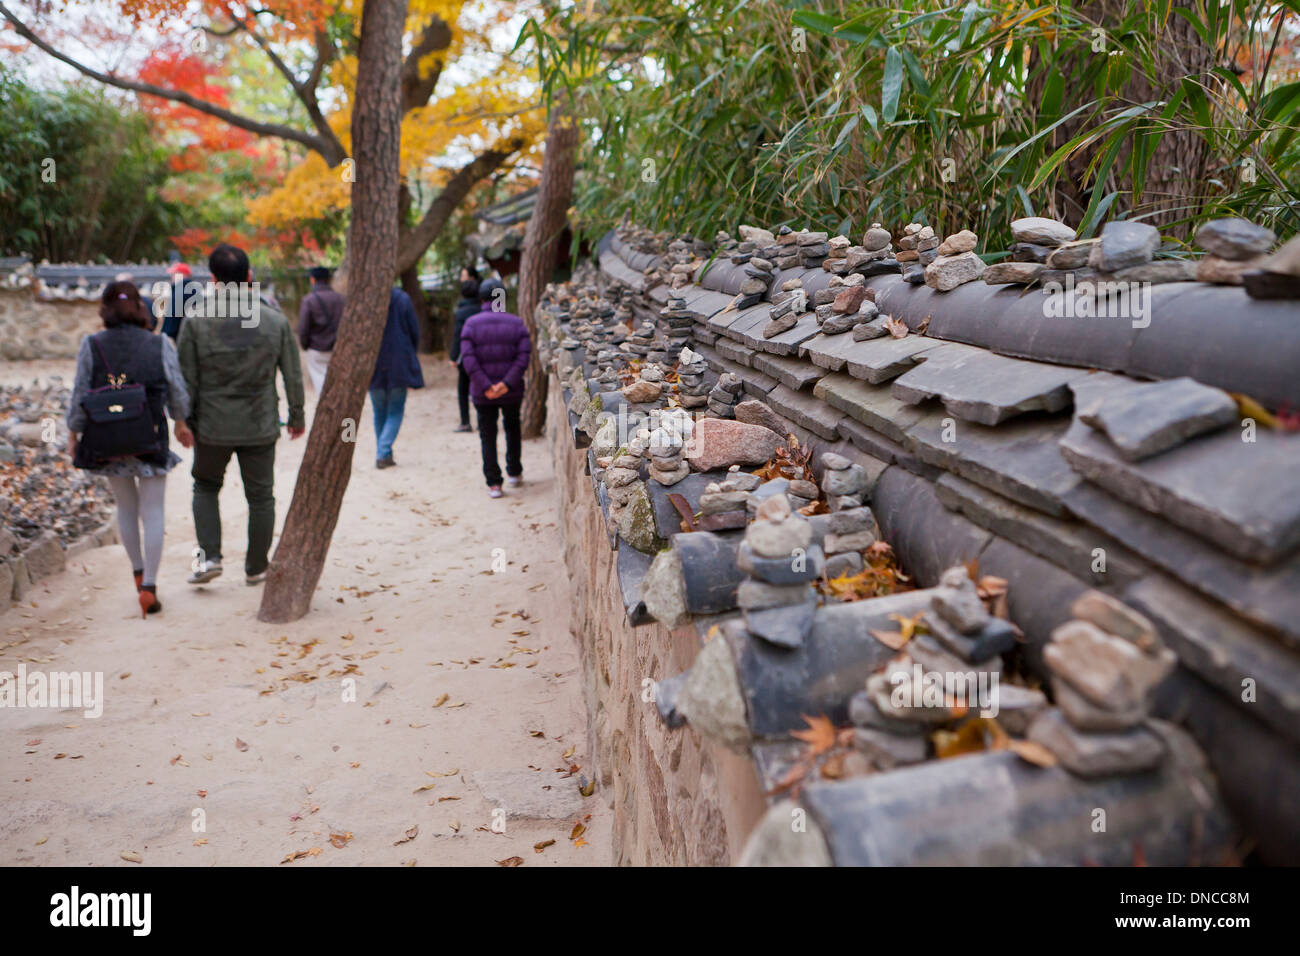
[764,275,808,338]
[1028,591,1178,777]
[773,226,801,270]
[736,494,823,648]
[925,229,985,291]
[659,292,696,354]
[645,412,690,486]
[822,235,852,275]
[819,451,870,510]
[706,371,744,418]
[622,364,664,405]
[729,225,777,308]
[1195,217,1276,287]
[665,237,700,291]
[674,345,711,409]
[818,274,871,334]
[796,230,830,269]
[925,565,1018,664]
[852,289,888,341]
[985,217,1078,286]
[897,222,939,284]
[604,431,648,528]
[695,465,760,530]
[821,505,877,578]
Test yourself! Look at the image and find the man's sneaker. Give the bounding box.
[453,423,473,433]
[488,485,504,499]
[376,456,396,469]
[246,571,267,586]
[187,559,223,585]
[506,475,522,488]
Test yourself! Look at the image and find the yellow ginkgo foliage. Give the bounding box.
[247,0,544,231]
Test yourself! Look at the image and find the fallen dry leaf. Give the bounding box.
[1009,738,1058,767]
[884,315,909,339]
[328,831,353,849]
[432,693,449,707]
[569,822,586,841]
[534,839,556,853]
[393,825,419,846]
[235,738,249,752]
[497,856,524,867]
[120,850,142,864]
[791,714,836,757]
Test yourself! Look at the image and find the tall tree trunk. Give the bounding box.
[1034,0,1211,233]
[516,102,578,439]
[258,0,407,623]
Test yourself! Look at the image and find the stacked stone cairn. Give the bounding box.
[822,235,852,274]
[773,226,801,270]
[695,465,760,531]
[1195,217,1277,287]
[1084,220,1175,284]
[897,222,939,284]
[850,222,900,279]
[659,291,695,355]
[816,274,874,335]
[819,453,877,576]
[645,408,692,486]
[925,566,1018,665]
[1028,592,1179,778]
[729,226,777,309]
[985,217,1078,286]
[604,432,647,530]
[796,231,830,269]
[665,237,700,291]
[736,494,823,649]
[622,361,664,405]
[924,229,986,291]
[764,275,808,338]
[674,345,711,409]
[707,371,744,418]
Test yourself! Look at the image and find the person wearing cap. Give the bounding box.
[160,262,195,340]
[298,265,345,395]
[458,277,531,498]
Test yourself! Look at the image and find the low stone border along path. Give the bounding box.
[1,358,609,866]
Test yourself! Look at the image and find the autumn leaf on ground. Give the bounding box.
[393,825,419,846]
[329,832,353,849]
[432,693,449,707]
[497,856,524,867]
[569,822,586,841]
[534,839,555,853]
[426,768,459,777]
[791,714,836,757]
[120,850,143,863]
[884,315,909,339]
[235,738,249,752]
[1008,738,1058,767]
[820,753,846,779]
[932,717,1008,759]
[1231,392,1278,428]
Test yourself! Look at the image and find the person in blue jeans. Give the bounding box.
[370,287,424,468]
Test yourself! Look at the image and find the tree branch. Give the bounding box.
[0,2,346,164]
[395,139,525,273]
[401,15,452,113]
[238,14,346,162]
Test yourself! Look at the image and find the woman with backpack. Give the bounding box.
[67,281,194,618]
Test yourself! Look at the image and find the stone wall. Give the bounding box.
[0,290,100,360]
[549,387,767,864]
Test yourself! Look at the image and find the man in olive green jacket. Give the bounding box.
[177,243,306,586]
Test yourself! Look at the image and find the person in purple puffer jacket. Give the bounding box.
[458,278,532,497]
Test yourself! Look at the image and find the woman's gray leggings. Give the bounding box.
[107,475,167,587]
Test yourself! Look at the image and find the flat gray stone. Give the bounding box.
[800,331,862,371]
[905,411,1082,516]
[814,372,927,443]
[890,343,1090,425]
[1011,217,1077,246]
[843,335,946,384]
[1060,416,1300,563]
[1073,375,1237,461]
[1126,573,1300,745]
[737,540,824,584]
[765,384,843,440]
[757,312,822,355]
[1062,480,1300,647]
[472,770,585,819]
[1027,709,1166,778]
[1096,220,1160,271]
[714,337,752,366]
[1195,217,1275,260]
[750,351,824,390]
[935,472,1144,587]
[744,594,819,648]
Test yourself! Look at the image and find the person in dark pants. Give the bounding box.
[370,287,425,468]
[458,278,531,498]
[177,243,305,586]
[449,267,479,432]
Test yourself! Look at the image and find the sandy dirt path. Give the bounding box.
[1,357,610,867]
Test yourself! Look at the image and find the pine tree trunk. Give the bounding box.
[258,0,408,623]
[516,102,578,439]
